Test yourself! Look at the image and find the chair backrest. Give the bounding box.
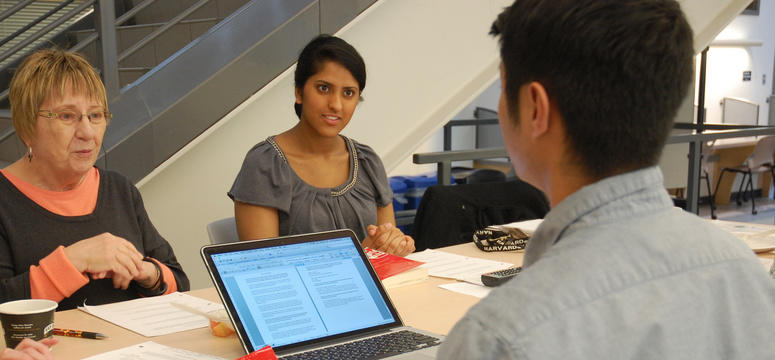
[746,136,775,169]
[465,168,507,184]
[411,180,550,251]
[206,217,239,244]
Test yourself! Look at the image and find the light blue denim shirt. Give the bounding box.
[439,167,775,359]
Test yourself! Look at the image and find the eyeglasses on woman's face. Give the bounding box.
[38,109,112,126]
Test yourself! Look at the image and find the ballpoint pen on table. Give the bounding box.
[53,328,108,339]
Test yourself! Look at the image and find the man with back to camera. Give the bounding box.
[438,0,775,358]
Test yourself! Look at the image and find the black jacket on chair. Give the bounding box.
[411,180,549,251]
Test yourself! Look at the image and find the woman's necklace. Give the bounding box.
[33,171,89,192]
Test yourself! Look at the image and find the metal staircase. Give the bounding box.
[0,0,375,175]
[0,0,251,166]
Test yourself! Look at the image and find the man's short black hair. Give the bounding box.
[491,0,694,178]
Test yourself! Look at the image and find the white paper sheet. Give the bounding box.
[761,257,774,271]
[708,220,775,253]
[78,292,224,337]
[439,282,492,299]
[406,249,513,285]
[81,341,227,360]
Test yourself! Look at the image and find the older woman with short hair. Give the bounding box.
[0,48,189,310]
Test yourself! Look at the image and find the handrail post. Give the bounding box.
[443,124,452,151]
[95,0,119,101]
[686,47,709,214]
[686,139,701,214]
[696,48,708,133]
[438,161,452,185]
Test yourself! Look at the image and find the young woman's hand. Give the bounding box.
[363,223,415,256]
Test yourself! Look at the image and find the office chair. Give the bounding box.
[206,217,239,244]
[713,135,775,215]
[411,180,550,251]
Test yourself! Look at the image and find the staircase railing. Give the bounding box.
[1,0,90,99]
[0,0,214,144]
[414,125,775,214]
[0,0,36,23]
[0,0,75,49]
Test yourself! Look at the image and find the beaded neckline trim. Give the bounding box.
[267,136,287,163]
[267,136,358,197]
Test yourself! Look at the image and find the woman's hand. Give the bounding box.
[63,233,144,290]
[362,223,415,256]
[133,260,161,289]
[0,338,58,360]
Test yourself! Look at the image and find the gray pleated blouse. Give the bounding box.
[228,135,393,242]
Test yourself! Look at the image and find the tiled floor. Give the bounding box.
[698,196,775,225]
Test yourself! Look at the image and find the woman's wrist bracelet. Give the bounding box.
[131,257,167,296]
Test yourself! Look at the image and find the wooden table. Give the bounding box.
[4,237,770,359]
[1,243,523,359]
[386,243,522,336]
[47,288,243,359]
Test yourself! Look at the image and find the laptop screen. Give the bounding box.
[202,230,402,353]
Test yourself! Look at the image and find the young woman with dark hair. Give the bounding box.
[229,35,414,256]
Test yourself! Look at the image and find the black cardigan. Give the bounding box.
[0,168,189,310]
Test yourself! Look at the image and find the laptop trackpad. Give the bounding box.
[386,345,439,359]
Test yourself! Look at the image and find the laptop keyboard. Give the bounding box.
[279,330,441,360]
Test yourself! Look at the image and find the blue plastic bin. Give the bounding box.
[396,175,438,210]
[389,177,409,211]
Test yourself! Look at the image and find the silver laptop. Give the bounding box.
[201,229,443,359]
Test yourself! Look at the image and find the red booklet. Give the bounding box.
[238,345,277,360]
[364,248,426,287]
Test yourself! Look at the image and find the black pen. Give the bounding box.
[53,328,108,339]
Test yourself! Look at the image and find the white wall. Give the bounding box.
[702,1,775,125]
[389,80,501,177]
[680,0,754,51]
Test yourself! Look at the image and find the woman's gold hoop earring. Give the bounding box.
[27,147,33,162]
